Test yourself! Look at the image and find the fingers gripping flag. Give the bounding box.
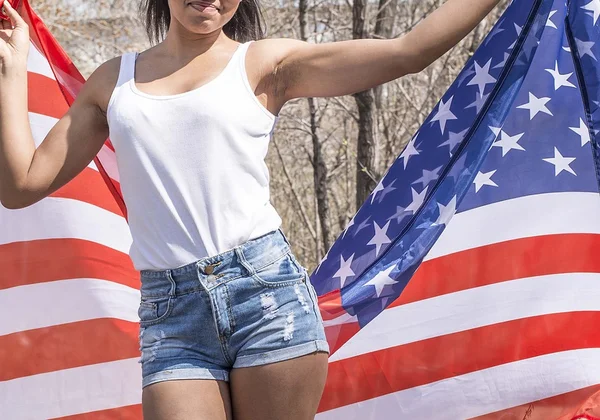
[312,0,600,418]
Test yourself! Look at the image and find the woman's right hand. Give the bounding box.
[0,0,29,77]
[0,0,118,210]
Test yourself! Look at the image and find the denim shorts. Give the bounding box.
[137,229,329,388]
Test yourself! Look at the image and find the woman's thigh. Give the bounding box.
[230,352,329,420]
[142,379,232,420]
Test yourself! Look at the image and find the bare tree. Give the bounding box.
[298,0,332,256]
[351,0,378,209]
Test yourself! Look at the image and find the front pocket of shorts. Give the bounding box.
[138,295,173,326]
[252,252,306,288]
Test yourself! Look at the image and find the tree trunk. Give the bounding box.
[352,0,382,209]
[299,0,332,254]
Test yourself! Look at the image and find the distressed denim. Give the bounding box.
[138,229,329,388]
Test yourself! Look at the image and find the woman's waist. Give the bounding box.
[137,227,290,296]
[128,201,283,271]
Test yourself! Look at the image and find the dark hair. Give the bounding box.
[140,0,266,44]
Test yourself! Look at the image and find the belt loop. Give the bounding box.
[166,270,176,297]
[278,228,292,248]
[235,246,256,276]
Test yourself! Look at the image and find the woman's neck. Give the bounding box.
[161,23,232,61]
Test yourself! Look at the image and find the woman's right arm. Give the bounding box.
[0,1,118,210]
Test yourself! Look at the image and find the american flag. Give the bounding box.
[3,0,600,418]
[0,1,141,418]
[313,0,600,418]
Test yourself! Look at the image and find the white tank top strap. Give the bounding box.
[117,52,137,88]
[235,41,254,76]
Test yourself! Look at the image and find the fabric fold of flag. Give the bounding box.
[313,0,600,418]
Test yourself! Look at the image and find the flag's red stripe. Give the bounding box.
[319,289,345,321]
[324,234,600,354]
[27,72,69,119]
[49,167,124,216]
[0,239,138,290]
[50,405,143,420]
[394,233,600,308]
[0,318,139,381]
[469,384,600,420]
[319,311,600,412]
[324,322,361,355]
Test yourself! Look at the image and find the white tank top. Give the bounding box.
[106,41,282,271]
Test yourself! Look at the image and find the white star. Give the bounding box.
[377,179,397,203]
[546,10,558,29]
[341,215,356,238]
[353,216,372,237]
[473,170,498,193]
[333,254,355,288]
[431,96,458,134]
[405,186,428,214]
[388,205,409,224]
[543,148,577,176]
[582,0,600,25]
[545,61,576,91]
[433,196,457,227]
[485,22,505,45]
[400,134,420,169]
[457,65,476,86]
[492,130,525,156]
[494,52,511,69]
[576,38,597,61]
[570,118,591,146]
[367,221,392,256]
[412,166,442,188]
[517,92,553,120]
[508,23,523,49]
[465,92,490,114]
[516,36,539,66]
[448,153,469,181]
[489,126,502,137]
[439,128,469,156]
[363,265,397,298]
[467,59,497,96]
[488,126,503,151]
[370,180,385,204]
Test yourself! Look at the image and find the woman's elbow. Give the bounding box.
[0,189,35,210]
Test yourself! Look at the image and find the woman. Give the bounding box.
[0,0,501,418]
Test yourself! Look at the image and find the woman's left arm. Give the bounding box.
[255,0,501,104]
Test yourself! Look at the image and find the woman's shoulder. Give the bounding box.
[248,38,306,59]
[82,55,128,113]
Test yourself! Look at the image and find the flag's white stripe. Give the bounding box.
[329,273,600,362]
[318,348,600,420]
[0,197,132,253]
[0,358,141,419]
[0,279,139,336]
[29,112,56,145]
[27,41,55,79]
[322,312,357,327]
[426,192,600,260]
[29,112,99,172]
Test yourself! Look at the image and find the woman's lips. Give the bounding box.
[189,1,220,12]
